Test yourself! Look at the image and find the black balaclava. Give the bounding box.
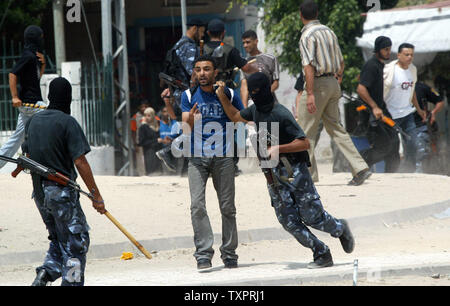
[24,25,44,53]
[47,77,72,115]
[374,36,392,53]
[247,72,274,113]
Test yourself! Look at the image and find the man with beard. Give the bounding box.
[0,25,47,170]
[22,77,106,286]
[181,55,243,270]
[157,19,205,174]
[356,36,401,173]
[216,72,355,269]
[166,18,205,115]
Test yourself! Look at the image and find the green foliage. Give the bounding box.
[231,0,400,93]
[0,0,51,40]
[396,0,441,8]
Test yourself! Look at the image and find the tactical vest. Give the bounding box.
[203,42,236,88]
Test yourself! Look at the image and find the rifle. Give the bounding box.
[0,154,153,260]
[343,93,411,141]
[200,40,204,56]
[159,72,189,99]
[249,128,284,203]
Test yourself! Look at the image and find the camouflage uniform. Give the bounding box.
[34,183,90,286]
[268,161,344,259]
[172,36,199,111]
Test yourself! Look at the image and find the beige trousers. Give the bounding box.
[297,76,368,182]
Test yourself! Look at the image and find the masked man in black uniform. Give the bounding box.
[216,72,355,268]
[23,77,106,286]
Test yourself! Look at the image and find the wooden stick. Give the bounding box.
[104,211,152,259]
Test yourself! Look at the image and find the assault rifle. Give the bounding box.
[0,154,153,260]
[248,127,284,203]
[3,154,92,198]
[342,93,411,141]
[159,72,189,96]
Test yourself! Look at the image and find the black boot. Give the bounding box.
[307,250,333,269]
[31,269,50,286]
[339,219,355,254]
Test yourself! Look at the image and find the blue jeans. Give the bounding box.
[393,113,418,170]
[0,104,45,169]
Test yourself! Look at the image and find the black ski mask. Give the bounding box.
[47,77,72,115]
[247,72,274,113]
[24,25,44,53]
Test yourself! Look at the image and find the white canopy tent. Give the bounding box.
[356,5,450,67]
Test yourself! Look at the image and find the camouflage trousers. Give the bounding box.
[34,184,90,286]
[267,162,344,259]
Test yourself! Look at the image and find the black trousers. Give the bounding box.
[360,122,400,173]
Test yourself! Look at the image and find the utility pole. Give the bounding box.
[52,0,66,75]
[101,0,133,176]
[181,0,187,35]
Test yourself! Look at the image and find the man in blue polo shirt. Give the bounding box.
[181,55,244,270]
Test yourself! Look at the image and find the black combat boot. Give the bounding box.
[31,269,51,286]
[307,250,333,269]
[339,219,355,253]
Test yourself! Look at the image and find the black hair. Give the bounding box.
[208,31,223,39]
[242,30,258,40]
[300,0,319,20]
[193,55,217,70]
[398,43,415,54]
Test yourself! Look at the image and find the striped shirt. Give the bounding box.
[299,20,343,76]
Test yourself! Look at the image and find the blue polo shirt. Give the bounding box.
[181,87,244,157]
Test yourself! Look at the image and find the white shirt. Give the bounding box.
[385,64,416,119]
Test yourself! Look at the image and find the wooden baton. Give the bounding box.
[104,211,152,259]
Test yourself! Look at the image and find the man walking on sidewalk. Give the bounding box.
[0,25,47,169]
[297,1,371,185]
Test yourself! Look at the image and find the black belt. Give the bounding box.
[315,73,335,78]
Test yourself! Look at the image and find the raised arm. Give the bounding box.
[215,81,247,123]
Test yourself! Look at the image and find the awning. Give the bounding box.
[356,6,450,66]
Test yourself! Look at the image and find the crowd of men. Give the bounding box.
[0,0,446,286]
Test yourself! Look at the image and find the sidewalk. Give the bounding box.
[0,161,449,267]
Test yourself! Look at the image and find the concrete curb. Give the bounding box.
[201,262,450,286]
[1,199,449,266]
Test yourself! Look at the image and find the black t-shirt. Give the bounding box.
[240,103,310,164]
[414,82,443,126]
[359,55,386,110]
[23,110,91,181]
[11,49,43,103]
[294,73,305,92]
[415,82,442,109]
[205,41,247,70]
